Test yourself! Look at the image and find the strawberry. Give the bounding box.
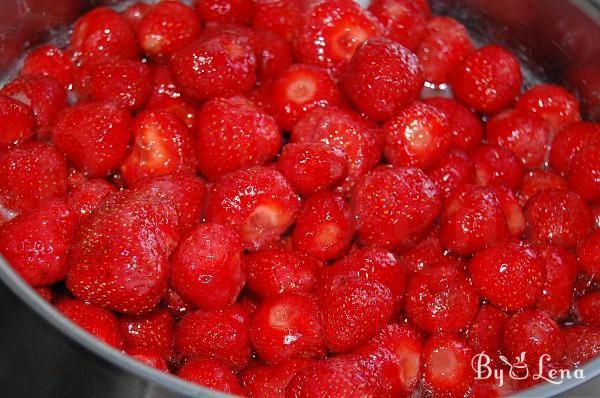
[56,298,124,349]
[146,66,198,129]
[137,1,200,58]
[177,358,244,395]
[0,94,35,150]
[340,37,424,121]
[564,326,600,368]
[577,292,600,326]
[171,223,245,311]
[427,150,475,200]
[490,185,525,237]
[240,359,313,398]
[121,110,196,186]
[450,45,522,114]
[400,228,461,274]
[250,293,325,363]
[205,166,300,250]
[195,96,281,181]
[21,44,74,89]
[174,304,252,369]
[119,307,174,359]
[0,199,77,286]
[51,101,132,178]
[368,0,430,50]
[568,145,600,202]
[467,304,509,364]
[292,192,354,261]
[164,288,195,318]
[422,334,474,397]
[549,121,600,174]
[472,144,524,190]
[352,166,441,250]
[578,230,600,283]
[516,84,580,133]
[196,0,254,25]
[250,29,293,80]
[469,241,545,312]
[122,2,151,31]
[126,348,169,371]
[245,249,322,299]
[65,179,117,222]
[251,0,303,43]
[406,266,479,333]
[518,169,568,206]
[535,245,578,320]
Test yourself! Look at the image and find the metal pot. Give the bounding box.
[0,0,599,397]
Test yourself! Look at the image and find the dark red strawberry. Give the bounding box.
[352,166,441,250]
[422,334,474,397]
[119,307,174,359]
[516,84,580,133]
[292,192,354,261]
[206,166,300,250]
[56,298,124,349]
[427,150,475,200]
[368,0,430,50]
[21,44,74,89]
[472,144,524,190]
[164,287,195,318]
[177,358,244,394]
[0,94,35,150]
[549,121,600,174]
[138,1,200,58]
[0,199,76,286]
[245,249,322,299]
[51,101,132,178]
[240,359,313,398]
[121,110,196,186]
[469,241,545,312]
[535,245,577,320]
[577,292,600,326]
[174,304,251,369]
[195,96,281,181]
[197,0,254,24]
[340,37,424,121]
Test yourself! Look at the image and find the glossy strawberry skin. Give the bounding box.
[549,121,600,174]
[568,145,600,202]
[51,101,132,178]
[122,2,151,31]
[516,84,580,133]
[197,0,254,25]
[469,241,545,312]
[519,169,568,206]
[0,94,35,150]
[66,179,117,222]
[121,110,196,186]
[352,166,441,250]
[472,144,524,191]
[171,223,245,311]
[250,29,293,81]
[174,305,252,370]
[127,348,169,371]
[450,45,522,114]
[119,307,174,359]
[56,298,124,349]
[427,150,475,200]
[21,44,74,89]
[564,326,600,368]
[240,359,313,398]
[0,199,77,286]
[146,66,198,129]
[578,230,600,280]
[251,0,303,43]
[340,37,424,121]
[177,358,244,395]
[535,245,578,320]
[195,96,281,181]
[467,304,509,365]
[368,0,430,50]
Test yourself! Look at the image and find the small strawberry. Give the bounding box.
[578,230,600,281]
[516,84,580,133]
[21,44,74,89]
[240,359,313,398]
[518,169,568,206]
[368,0,430,50]
[422,334,474,397]
[196,0,254,25]
[427,150,475,200]
[535,245,578,320]
[472,144,524,190]
[568,145,600,202]
[467,304,509,365]
[65,179,117,222]
[564,326,600,368]
[549,121,600,174]
[119,306,174,359]
[177,358,244,395]
[0,94,35,150]
[251,0,303,43]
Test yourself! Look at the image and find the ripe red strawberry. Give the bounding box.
[486,109,552,169]
[165,287,195,318]
[250,293,325,363]
[170,31,256,102]
[516,84,580,133]
[0,94,35,150]
[171,223,244,310]
[240,359,313,398]
[467,304,509,364]
[294,0,382,73]
[56,298,124,349]
[196,0,253,24]
[549,121,600,174]
[578,230,600,280]
[472,144,524,190]
[251,0,303,43]
[65,179,116,222]
[503,310,566,369]
[340,37,424,121]
[121,110,196,186]
[427,150,475,200]
[126,348,169,371]
[0,142,68,221]
[177,358,244,395]
[291,106,382,193]
[245,249,322,299]
[383,101,451,169]
[524,189,592,248]
[535,245,577,320]
[568,145,600,202]
[470,241,545,312]
[355,323,423,397]
[146,66,198,129]
[21,44,74,89]
[564,326,600,368]
[250,29,293,80]
[451,45,522,113]
[51,101,132,177]
[400,228,462,274]
[292,192,354,261]
[576,292,600,326]
[132,173,207,235]
[119,307,174,359]
[422,334,474,397]
[518,169,568,206]
[263,64,342,131]
[206,166,300,250]
[352,166,441,250]
[0,199,76,286]
[490,185,525,237]
[406,266,478,333]
[417,17,473,84]
[439,184,509,255]
[368,0,430,50]
[137,1,200,58]
[122,2,151,31]
[76,59,152,110]
[66,191,179,314]
[174,305,251,369]
[1,74,66,132]
[70,7,139,64]
[195,96,281,181]
[277,143,348,197]
[423,96,483,153]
